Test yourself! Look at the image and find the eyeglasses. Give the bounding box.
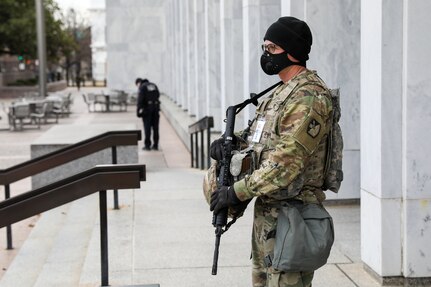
[261,43,281,54]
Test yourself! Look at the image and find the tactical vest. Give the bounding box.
[203,71,343,207]
[243,71,335,202]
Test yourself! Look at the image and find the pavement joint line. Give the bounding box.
[335,263,360,287]
[132,265,252,271]
[344,254,354,264]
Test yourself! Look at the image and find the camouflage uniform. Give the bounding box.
[233,70,332,286]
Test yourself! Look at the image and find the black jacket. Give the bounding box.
[137,81,160,117]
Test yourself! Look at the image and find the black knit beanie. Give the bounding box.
[264,16,313,62]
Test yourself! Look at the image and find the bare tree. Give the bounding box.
[61,8,92,89]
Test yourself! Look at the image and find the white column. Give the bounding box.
[207,0,222,131]
[361,0,431,282]
[305,0,361,199]
[243,0,281,127]
[195,0,206,120]
[281,0,291,16]
[187,0,197,117]
[177,0,185,106]
[184,0,191,111]
[106,0,166,90]
[275,0,361,200]
[289,0,305,18]
[220,0,243,132]
[172,0,180,103]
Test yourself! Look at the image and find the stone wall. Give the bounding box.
[0,81,67,99]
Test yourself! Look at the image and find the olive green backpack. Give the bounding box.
[323,88,343,193]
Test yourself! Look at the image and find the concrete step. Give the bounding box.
[0,194,100,287]
[79,189,136,286]
[0,204,71,287]
[33,194,99,287]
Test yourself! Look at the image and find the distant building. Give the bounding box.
[0,55,35,87]
[88,7,106,83]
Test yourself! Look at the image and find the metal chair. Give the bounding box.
[9,104,31,130]
[30,102,48,128]
[83,93,96,112]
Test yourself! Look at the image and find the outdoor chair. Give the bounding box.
[95,93,107,111]
[52,93,73,117]
[30,102,48,129]
[63,93,73,115]
[128,92,137,105]
[46,100,61,123]
[83,93,96,112]
[9,105,31,130]
[109,91,128,111]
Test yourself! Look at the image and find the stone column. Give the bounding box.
[286,0,361,199]
[281,0,291,15]
[242,0,281,127]
[220,0,243,132]
[195,0,206,120]
[106,0,166,91]
[183,0,191,111]
[170,0,180,103]
[207,0,222,131]
[179,0,188,109]
[361,0,431,283]
[187,0,197,117]
[175,0,184,106]
[308,0,361,200]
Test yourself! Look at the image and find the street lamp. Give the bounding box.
[35,0,47,97]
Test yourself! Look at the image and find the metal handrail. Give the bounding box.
[0,164,146,287]
[0,130,141,249]
[0,130,141,184]
[188,116,213,170]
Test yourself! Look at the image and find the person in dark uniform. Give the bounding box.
[136,78,160,150]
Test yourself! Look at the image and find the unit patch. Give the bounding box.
[307,119,321,138]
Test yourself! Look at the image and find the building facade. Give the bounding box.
[105,0,431,283]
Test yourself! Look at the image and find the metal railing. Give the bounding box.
[188,116,213,170]
[0,130,141,249]
[0,164,146,287]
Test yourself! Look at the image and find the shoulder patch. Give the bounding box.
[294,110,326,154]
[307,119,321,138]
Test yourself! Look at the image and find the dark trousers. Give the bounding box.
[142,110,160,148]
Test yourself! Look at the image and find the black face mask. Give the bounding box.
[260,51,304,75]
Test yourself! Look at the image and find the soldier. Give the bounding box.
[210,17,334,286]
[136,78,160,150]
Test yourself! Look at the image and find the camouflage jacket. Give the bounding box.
[233,70,333,204]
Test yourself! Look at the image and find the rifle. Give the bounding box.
[211,81,282,275]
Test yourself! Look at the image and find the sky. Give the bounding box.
[55,0,105,14]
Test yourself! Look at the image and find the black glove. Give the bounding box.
[210,138,224,161]
[210,135,240,161]
[230,198,252,217]
[210,185,242,214]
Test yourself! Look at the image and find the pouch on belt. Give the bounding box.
[272,202,334,272]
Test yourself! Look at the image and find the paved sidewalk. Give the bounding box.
[0,87,383,286]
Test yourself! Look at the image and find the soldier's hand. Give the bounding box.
[210,185,241,214]
[230,198,252,217]
[210,135,239,161]
[210,138,224,161]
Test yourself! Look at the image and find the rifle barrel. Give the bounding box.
[212,226,223,275]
